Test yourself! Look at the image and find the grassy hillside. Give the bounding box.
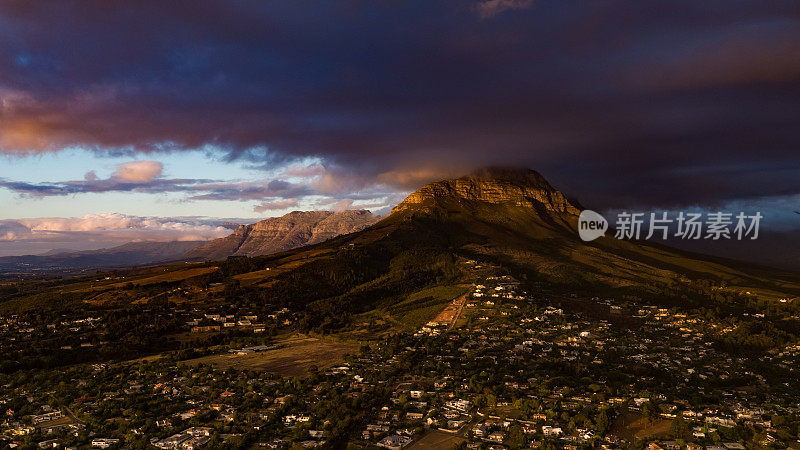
[2,195,799,334]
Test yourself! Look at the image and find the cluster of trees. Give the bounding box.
[207,244,461,334]
[0,303,186,373]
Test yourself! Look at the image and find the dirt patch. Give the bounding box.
[408,430,465,450]
[182,335,360,376]
[611,410,671,441]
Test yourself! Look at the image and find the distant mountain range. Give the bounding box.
[184,210,379,260]
[0,210,380,273]
[0,241,205,273]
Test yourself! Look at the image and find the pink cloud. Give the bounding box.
[253,198,299,213]
[329,199,354,211]
[111,160,163,183]
[0,213,232,243]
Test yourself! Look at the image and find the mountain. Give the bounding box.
[5,168,798,328]
[385,168,800,287]
[0,240,206,273]
[184,210,379,260]
[392,167,581,215]
[209,167,799,329]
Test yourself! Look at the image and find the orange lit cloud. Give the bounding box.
[112,160,163,183]
[0,213,232,244]
[253,198,299,213]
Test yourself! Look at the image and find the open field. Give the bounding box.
[611,411,671,441]
[407,430,465,450]
[68,265,217,292]
[379,284,471,330]
[431,291,469,330]
[233,248,335,286]
[182,335,360,376]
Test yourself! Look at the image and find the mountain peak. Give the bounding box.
[392,167,581,215]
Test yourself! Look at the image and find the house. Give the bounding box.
[91,438,120,448]
[722,444,745,450]
[542,426,563,437]
[487,431,506,443]
[178,410,197,420]
[10,425,35,436]
[377,434,412,450]
[444,399,471,412]
[31,411,64,424]
[154,427,212,449]
[447,420,465,429]
[705,416,736,427]
[182,436,211,449]
[443,410,460,419]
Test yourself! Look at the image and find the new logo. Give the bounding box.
[578,210,608,242]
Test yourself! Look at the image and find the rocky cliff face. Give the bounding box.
[392,167,581,215]
[185,210,378,260]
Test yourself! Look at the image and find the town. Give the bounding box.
[1,263,799,449]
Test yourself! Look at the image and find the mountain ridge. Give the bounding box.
[393,167,581,215]
[184,210,379,260]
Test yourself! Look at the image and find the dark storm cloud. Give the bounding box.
[1,0,799,209]
[0,177,215,197]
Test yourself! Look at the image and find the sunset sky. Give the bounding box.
[1,0,799,254]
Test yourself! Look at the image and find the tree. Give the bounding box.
[506,423,526,449]
[669,412,689,439]
[595,409,610,435]
[642,401,658,422]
